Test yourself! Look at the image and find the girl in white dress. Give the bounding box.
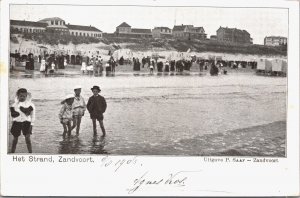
[40,57,46,72]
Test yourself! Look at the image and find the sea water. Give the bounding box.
[8,71,287,155]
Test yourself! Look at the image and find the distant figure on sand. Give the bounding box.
[40,57,46,72]
[72,85,86,135]
[81,55,88,73]
[59,94,74,138]
[149,61,154,74]
[210,62,219,76]
[10,88,35,153]
[87,86,107,136]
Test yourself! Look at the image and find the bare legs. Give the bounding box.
[11,137,18,153]
[11,135,32,153]
[72,116,82,135]
[92,119,106,137]
[25,134,32,153]
[62,122,72,138]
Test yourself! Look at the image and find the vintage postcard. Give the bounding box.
[0,0,299,196]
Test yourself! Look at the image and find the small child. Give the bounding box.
[149,62,154,74]
[87,86,107,136]
[59,94,74,137]
[10,88,35,153]
[71,85,86,135]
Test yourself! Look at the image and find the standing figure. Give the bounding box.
[87,86,107,136]
[81,55,88,74]
[59,94,74,137]
[10,88,35,153]
[164,61,170,72]
[72,86,86,135]
[142,57,146,68]
[64,57,67,68]
[40,57,46,72]
[149,61,154,74]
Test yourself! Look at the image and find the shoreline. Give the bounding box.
[177,121,286,157]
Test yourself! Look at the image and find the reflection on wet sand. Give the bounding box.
[58,135,108,154]
[58,136,83,154]
[89,135,108,154]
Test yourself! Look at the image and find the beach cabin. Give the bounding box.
[256,59,272,73]
[271,59,287,76]
[257,58,287,76]
[281,60,287,75]
[271,59,283,72]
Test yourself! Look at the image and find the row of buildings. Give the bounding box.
[115,22,207,40]
[10,17,102,38]
[10,17,287,46]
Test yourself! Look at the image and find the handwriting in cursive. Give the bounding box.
[127,171,197,194]
[100,156,138,172]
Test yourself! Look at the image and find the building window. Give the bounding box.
[83,33,85,36]
[51,21,54,25]
[76,32,78,36]
[79,32,82,36]
[55,21,58,25]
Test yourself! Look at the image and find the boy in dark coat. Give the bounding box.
[87,86,107,136]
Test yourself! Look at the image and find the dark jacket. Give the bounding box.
[87,95,107,117]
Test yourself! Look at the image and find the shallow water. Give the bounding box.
[8,71,287,155]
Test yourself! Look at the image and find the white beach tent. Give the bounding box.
[281,60,287,74]
[271,59,288,72]
[112,49,133,60]
[257,58,272,71]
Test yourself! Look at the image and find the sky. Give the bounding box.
[10,4,288,44]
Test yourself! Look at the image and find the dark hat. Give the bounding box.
[91,85,101,91]
[17,88,28,95]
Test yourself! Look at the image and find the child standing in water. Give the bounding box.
[72,85,86,135]
[87,86,107,136]
[10,88,35,153]
[59,94,74,137]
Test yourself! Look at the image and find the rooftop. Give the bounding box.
[173,25,186,31]
[10,19,48,28]
[131,28,152,34]
[265,36,287,39]
[154,26,171,30]
[117,22,131,28]
[66,24,102,32]
[218,26,250,35]
[39,17,65,22]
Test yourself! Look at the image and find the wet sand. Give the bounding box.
[8,71,286,156]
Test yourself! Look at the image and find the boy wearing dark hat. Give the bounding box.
[87,86,107,136]
[9,88,35,153]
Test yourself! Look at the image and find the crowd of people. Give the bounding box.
[9,85,107,153]
[10,50,258,76]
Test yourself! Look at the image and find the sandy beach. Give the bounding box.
[8,69,286,156]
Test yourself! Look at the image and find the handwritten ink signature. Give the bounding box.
[127,171,199,194]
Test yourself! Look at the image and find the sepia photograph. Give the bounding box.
[8,4,288,156]
[1,0,299,196]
